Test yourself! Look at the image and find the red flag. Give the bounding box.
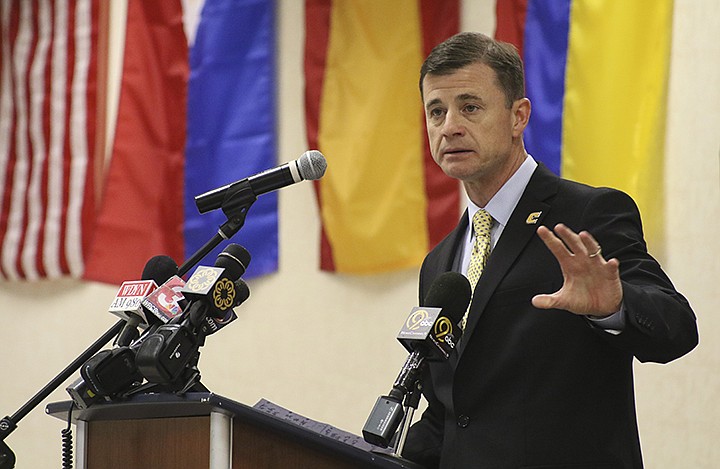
[83,0,187,284]
[0,0,98,281]
[495,0,528,57]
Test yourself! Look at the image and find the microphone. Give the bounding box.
[362,272,471,448]
[140,275,187,324]
[135,244,251,386]
[194,150,327,214]
[109,280,158,344]
[69,256,179,407]
[188,278,250,336]
[180,244,251,320]
[111,255,179,347]
[397,271,471,361]
[78,346,143,402]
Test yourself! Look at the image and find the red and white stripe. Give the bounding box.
[0,0,96,281]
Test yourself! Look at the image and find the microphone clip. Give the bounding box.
[217,181,256,240]
[219,180,256,219]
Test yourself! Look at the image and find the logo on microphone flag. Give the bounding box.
[142,276,186,323]
[116,281,156,298]
[109,280,158,323]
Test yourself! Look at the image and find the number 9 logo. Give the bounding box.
[433,317,452,341]
[406,309,429,331]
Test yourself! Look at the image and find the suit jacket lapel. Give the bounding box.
[457,164,559,358]
[436,215,467,273]
[420,211,468,296]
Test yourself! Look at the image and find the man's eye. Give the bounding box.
[464,104,479,113]
[429,108,445,118]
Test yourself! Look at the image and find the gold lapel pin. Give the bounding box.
[525,211,542,224]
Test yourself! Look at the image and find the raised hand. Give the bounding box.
[532,224,623,317]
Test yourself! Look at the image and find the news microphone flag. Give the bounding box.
[142,276,186,324]
[109,280,158,326]
[397,307,458,362]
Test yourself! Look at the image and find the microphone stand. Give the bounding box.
[392,379,423,458]
[0,185,257,468]
[180,180,256,274]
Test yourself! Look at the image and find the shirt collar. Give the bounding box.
[466,155,538,229]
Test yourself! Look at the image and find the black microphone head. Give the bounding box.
[214,244,251,280]
[233,278,251,307]
[297,150,327,181]
[422,272,472,325]
[141,255,179,284]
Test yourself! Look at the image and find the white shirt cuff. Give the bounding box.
[587,304,626,335]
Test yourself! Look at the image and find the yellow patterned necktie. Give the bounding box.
[460,209,493,330]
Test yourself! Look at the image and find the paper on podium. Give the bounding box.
[253,398,388,453]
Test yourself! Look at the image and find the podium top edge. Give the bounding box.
[46,392,423,469]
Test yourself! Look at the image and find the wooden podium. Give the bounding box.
[46,392,422,469]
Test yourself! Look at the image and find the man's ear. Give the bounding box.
[512,98,531,137]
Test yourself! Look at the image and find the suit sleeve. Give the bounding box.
[581,189,698,363]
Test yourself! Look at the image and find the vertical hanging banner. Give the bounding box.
[496,0,673,244]
[0,0,98,281]
[83,0,188,284]
[305,0,460,274]
[184,0,277,278]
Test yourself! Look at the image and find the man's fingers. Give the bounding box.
[536,225,572,260]
[552,224,588,256]
[540,224,604,261]
[578,230,602,259]
[532,293,559,310]
[534,225,624,315]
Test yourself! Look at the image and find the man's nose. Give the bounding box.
[441,110,465,137]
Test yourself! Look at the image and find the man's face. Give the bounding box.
[422,62,526,188]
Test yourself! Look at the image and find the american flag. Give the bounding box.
[2,0,277,284]
[0,0,98,281]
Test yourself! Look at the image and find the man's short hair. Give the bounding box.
[420,32,525,108]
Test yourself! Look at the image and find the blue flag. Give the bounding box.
[184,0,277,277]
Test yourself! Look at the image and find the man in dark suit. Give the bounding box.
[403,32,698,469]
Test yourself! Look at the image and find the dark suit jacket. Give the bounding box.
[403,164,698,469]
